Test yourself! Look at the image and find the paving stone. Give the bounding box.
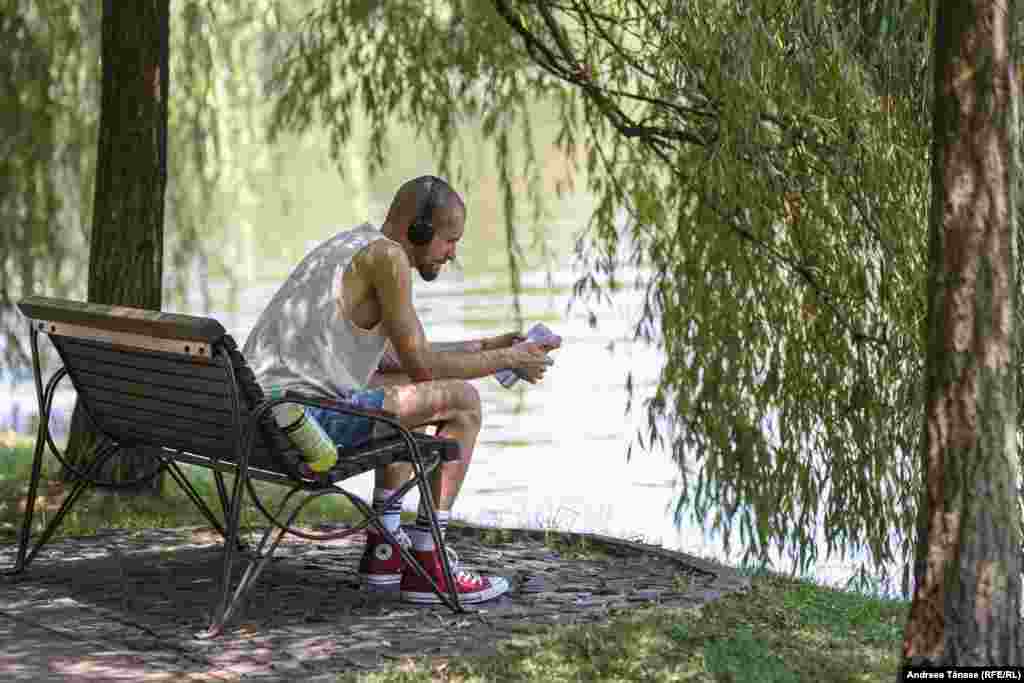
[0,523,749,680]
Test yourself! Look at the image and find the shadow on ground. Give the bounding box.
[0,525,748,681]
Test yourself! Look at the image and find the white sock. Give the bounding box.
[411,507,450,551]
[371,487,403,535]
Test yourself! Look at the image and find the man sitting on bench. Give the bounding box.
[242,175,557,604]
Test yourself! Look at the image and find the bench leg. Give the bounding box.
[198,451,464,637]
[213,471,232,530]
[201,457,251,639]
[408,453,464,614]
[163,461,227,536]
[250,485,307,557]
[206,485,330,633]
[202,477,466,636]
[5,440,119,575]
[161,461,248,553]
[4,423,48,575]
[216,485,304,628]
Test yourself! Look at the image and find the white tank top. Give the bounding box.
[243,223,394,398]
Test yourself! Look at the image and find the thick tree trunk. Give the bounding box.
[64,0,170,494]
[902,0,1023,668]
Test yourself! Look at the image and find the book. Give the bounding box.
[495,322,561,388]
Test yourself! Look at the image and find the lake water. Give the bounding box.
[0,262,903,596]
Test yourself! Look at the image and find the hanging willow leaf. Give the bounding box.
[262,0,1024,591]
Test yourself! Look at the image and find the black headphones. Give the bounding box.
[408,176,441,246]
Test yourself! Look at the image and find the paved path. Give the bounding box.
[0,525,750,681]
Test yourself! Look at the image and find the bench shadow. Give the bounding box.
[0,528,730,678]
[3,533,548,676]
[12,539,412,636]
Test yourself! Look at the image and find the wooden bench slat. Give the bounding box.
[90,399,235,441]
[58,337,230,381]
[70,366,231,402]
[86,393,236,430]
[93,412,283,470]
[72,376,232,417]
[98,418,284,471]
[96,413,237,456]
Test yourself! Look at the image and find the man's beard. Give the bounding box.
[418,264,440,282]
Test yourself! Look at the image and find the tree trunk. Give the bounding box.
[64,0,170,494]
[902,0,1023,668]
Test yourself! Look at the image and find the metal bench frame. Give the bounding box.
[4,295,466,637]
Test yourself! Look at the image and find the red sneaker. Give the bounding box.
[400,547,510,604]
[358,527,411,589]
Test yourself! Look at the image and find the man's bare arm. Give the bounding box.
[369,242,526,381]
[378,339,514,377]
[431,340,484,353]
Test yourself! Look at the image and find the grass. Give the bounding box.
[0,432,367,539]
[471,524,608,562]
[340,570,907,683]
[0,431,909,682]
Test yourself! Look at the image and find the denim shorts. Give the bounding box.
[305,388,386,449]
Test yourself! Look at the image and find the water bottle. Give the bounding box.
[266,387,338,473]
[496,322,561,389]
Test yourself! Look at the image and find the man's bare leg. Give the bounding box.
[362,376,506,604]
[375,378,482,512]
[367,372,417,492]
[368,371,452,497]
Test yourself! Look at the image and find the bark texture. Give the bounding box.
[64,0,170,491]
[903,0,1023,668]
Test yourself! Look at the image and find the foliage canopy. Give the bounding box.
[272,0,1024,590]
[0,0,285,372]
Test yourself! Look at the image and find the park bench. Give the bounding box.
[4,295,466,637]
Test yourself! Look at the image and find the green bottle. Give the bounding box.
[266,387,338,473]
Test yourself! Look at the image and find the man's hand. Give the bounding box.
[482,331,525,351]
[506,342,554,384]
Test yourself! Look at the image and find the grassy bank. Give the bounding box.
[0,432,909,682]
[341,570,907,683]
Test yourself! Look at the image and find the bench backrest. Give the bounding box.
[18,295,299,474]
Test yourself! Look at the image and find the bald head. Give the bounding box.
[382,175,466,282]
[385,175,465,230]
